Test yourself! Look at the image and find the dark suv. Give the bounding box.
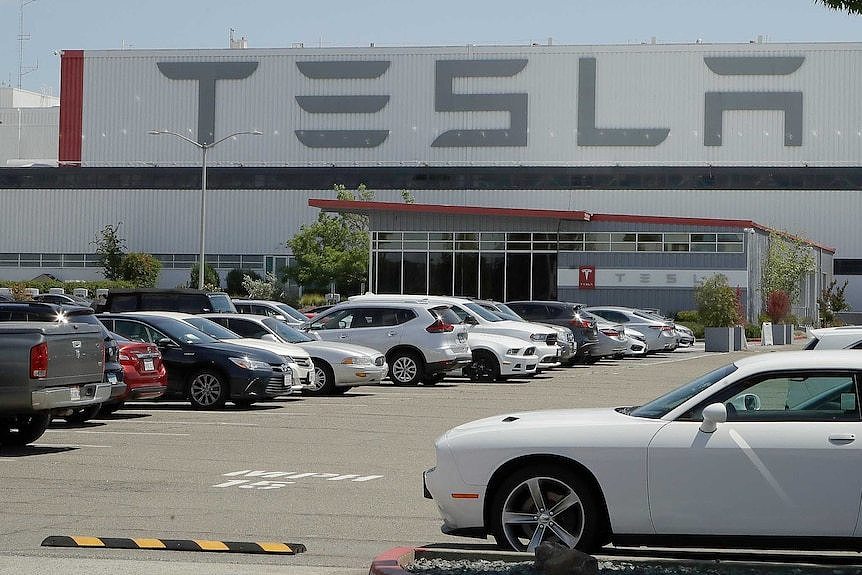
[505,301,600,363]
[100,289,236,314]
[0,302,126,422]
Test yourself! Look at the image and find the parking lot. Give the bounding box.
[0,344,790,574]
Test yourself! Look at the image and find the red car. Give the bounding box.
[100,334,168,413]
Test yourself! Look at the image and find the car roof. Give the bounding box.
[733,350,862,371]
[232,299,281,305]
[811,326,862,335]
[203,312,268,322]
[121,311,196,320]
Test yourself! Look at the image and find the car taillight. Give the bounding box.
[426,319,454,333]
[601,329,620,337]
[569,317,592,328]
[30,342,48,379]
[119,352,132,361]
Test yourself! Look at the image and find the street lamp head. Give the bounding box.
[148,130,161,135]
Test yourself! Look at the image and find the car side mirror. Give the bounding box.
[464,316,478,325]
[156,337,176,348]
[261,334,278,342]
[699,403,727,434]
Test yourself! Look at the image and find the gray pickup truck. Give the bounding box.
[0,322,108,447]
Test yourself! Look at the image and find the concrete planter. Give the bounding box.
[704,327,733,352]
[772,323,793,345]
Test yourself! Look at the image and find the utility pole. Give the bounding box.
[18,0,38,89]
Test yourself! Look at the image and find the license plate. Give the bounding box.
[108,372,118,384]
[143,359,155,371]
[70,386,80,401]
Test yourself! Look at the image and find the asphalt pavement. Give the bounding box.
[0,342,796,574]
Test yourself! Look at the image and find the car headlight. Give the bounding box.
[507,348,521,355]
[229,357,271,371]
[529,333,546,341]
[342,356,372,366]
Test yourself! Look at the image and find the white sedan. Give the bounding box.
[202,313,387,395]
[424,351,862,552]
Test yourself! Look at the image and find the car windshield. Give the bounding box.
[145,316,219,345]
[495,303,525,320]
[465,302,503,322]
[209,293,236,313]
[629,363,738,419]
[262,317,313,342]
[276,304,308,322]
[184,317,242,340]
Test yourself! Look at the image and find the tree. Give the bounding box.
[695,274,741,327]
[760,233,815,305]
[190,263,220,289]
[818,279,851,326]
[227,268,260,296]
[816,0,862,14]
[119,253,162,288]
[242,273,277,300]
[284,184,373,293]
[93,223,127,281]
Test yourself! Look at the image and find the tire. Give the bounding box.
[490,464,601,553]
[421,372,445,386]
[187,369,229,409]
[100,401,125,416]
[466,351,500,383]
[304,359,337,396]
[582,355,600,365]
[62,404,102,424]
[0,412,51,446]
[387,351,423,386]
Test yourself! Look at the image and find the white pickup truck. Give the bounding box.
[0,322,108,447]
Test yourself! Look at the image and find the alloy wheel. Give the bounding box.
[501,476,585,551]
[391,356,418,384]
[190,373,223,407]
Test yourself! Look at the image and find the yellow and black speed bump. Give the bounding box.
[41,535,306,555]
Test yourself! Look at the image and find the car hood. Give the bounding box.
[444,407,664,443]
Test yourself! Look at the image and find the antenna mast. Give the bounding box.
[17,0,38,89]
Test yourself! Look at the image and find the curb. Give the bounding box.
[41,535,305,555]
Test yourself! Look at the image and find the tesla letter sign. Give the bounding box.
[579,266,596,289]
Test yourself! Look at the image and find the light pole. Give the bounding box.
[148,129,262,289]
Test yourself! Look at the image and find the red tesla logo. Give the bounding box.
[579,266,595,289]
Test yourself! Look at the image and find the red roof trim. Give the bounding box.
[58,50,84,166]
[309,199,836,254]
[308,199,591,221]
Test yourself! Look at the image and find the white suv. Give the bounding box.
[351,295,561,369]
[302,301,472,386]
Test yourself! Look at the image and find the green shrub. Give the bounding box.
[226,268,260,296]
[695,274,741,327]
[745,323,762,339]
[675,310,701,323]
[119,252,161,288]
[189,263,220,288]
[0,279,133,300]
[299,293,326,307]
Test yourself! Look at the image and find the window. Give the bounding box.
[113,320,164,344]
[310,309,355,330]
[226,319,269,339]
[685,371,860,422]
[403,253,427,294]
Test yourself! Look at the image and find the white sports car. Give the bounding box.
[424,351,862,552]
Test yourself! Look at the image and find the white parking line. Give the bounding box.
[113,420,260,428]
[34,443,112,448]
[644,352,729,366]
[44,430,189,437]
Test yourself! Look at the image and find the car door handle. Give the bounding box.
[828,433,856,442]
[338,334,348,339]
[387,331,398,337]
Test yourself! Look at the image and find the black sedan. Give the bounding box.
[98,313,291,409]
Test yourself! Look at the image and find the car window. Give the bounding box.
[310,309,354,330]
[853,341,862,350]
[235,303,252,314]
[431,306,462,325]
[227,318,271,339]
[208,294,235,313]
[261,317,312,342]
[548,304,570,319]
[140,293,175,311]
[684,371,861,422]
[803,338,819,350]
[176,295,206,314]
[184,317,241,339]
[603,311,629,323]
[395,309,416,325]
[465,303,503,322]
[113,319,163,343]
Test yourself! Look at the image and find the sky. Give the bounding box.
[1,0,862,95]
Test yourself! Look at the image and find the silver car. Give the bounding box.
[804,326,862,350]
[586,306,679,353]
[203,313,387,395]
[302,301,472,386]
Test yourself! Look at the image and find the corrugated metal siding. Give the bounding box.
[0,108,59,164]
[78,43,862,167]
[558,252,747,271]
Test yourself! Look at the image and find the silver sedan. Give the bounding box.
[203,313,387,395]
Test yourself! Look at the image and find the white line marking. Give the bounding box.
[645,352,729,366]
[34,443,112,448]
[44,430,189,437]
[113,420,259,428]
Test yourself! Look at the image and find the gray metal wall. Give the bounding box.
[0,107,59,165]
